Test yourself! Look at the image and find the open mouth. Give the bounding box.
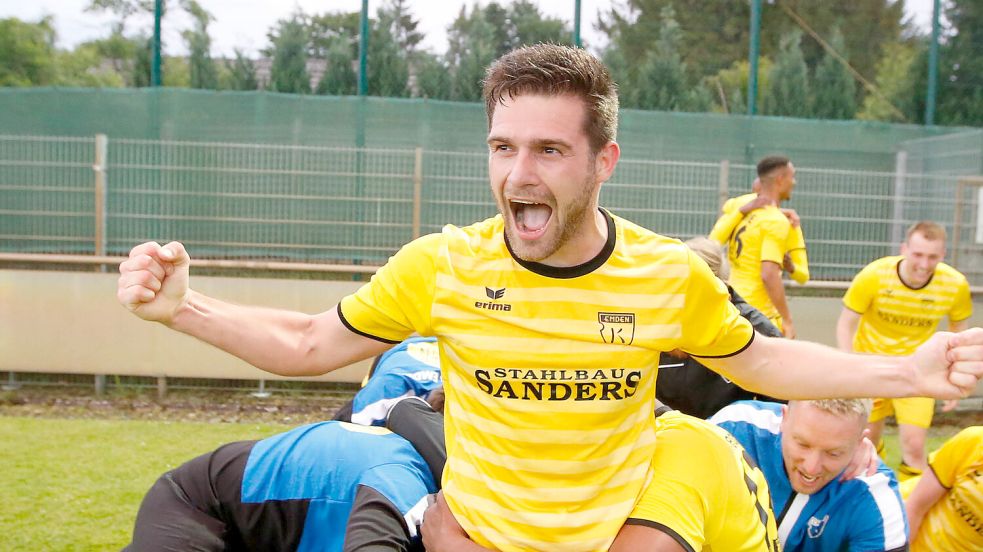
[798,471,820,485]
[509,199,553,237]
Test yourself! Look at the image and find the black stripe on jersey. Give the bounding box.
[623,519,697,552]
[885,544,910,552]
[337,305,402,344]
[689,331,755,359]
[505,208,616,279]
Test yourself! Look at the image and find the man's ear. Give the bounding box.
[594,141,621,184]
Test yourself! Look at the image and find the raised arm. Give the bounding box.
[836,308,861,352]
[117,241,391,376]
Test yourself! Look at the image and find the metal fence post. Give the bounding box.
[94,134,108,262]
[891,151,908,247]
[718,159,730,211]
[413,147,423,239]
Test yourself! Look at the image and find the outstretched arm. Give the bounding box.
[118,241,391,376]
[703,328,983,401]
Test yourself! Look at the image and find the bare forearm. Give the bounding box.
[169,290,380,376]
[835,315,859,351]
[761,265,792,323]
[705,336,916,400]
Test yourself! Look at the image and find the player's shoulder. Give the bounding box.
[948,425,983,448]
[709,400,783,433]
[722,193,757,213]
[934,262,970,285]
[612,212,691,262]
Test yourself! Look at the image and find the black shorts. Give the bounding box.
[125,440,310,552]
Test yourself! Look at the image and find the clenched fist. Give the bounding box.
[117,241,191,325]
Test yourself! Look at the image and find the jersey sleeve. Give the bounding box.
[949,275,973,322]
[709,206,744,244]
[786,226,809,284]
[343,485,417,552]
[845,473,908,552]
[339,234,441,343]
[679,250,754,358]
[842,263,879,315]
[759,217,790,265]
[928,426,983,488]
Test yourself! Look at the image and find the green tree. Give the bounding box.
[0,17,59,86]
[631,6,688,110]
[223,48,257,90]
[936,0,983,125]
[55,43,127,87]
[307,11,359,59]
[764,30,811,117]
[414,52,452,99]
[267,16,310,94]
[180,0,217,89]
[447,5,498,101]
[598,0,907,107]
[811,28,856,119]
[507,0,569,49]
[316,39,357,95]
[709,58,772,114]
[856,42,918,122]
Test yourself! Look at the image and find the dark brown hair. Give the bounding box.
[756,155,791,178]
[482,43,619,154]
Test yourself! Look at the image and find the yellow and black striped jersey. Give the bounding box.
[903,426,983,551]
[709,193,809,284]
[628,410,780,551]
[843,256,972,355]
[724,205,792,324]
[340,210,753,551]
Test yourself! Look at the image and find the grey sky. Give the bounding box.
[3,0,939,58]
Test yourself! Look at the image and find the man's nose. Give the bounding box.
[507,150,539,187]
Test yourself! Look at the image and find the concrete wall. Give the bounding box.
[2,269,981,387]
[0,270,368,382]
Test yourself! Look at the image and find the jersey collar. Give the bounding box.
[505,208,616,279]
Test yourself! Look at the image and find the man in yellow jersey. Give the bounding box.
[715,157,800,337]
[118,44,983,551]
[709,176,809,288]
[836,221,973,479]
[902,426,983,551]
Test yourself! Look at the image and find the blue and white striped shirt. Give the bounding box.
[710,400,909,552]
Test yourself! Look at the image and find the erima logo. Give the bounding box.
[806,515,829,538]
[476,287,511,311]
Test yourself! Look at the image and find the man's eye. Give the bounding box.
[544,147,558,154]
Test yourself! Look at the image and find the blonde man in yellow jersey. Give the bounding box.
[902,426,983,551]
[837,221,973,479]
[709,178,809,286]
[118,44,983,552]
[718,157,799,337]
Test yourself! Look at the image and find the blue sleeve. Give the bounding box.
[846,474,908,552]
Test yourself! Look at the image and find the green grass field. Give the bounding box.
[0,417,290,550]
[0,415,970,549]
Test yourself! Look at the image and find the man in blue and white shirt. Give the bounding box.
[710,399,909,552]
[333,336,443,426]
